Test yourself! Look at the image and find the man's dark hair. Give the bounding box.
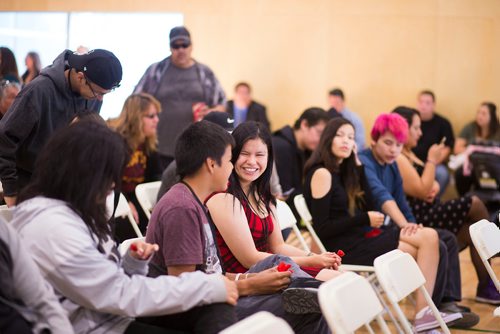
[328,88,345,100]
[235,82,251,92]
[419,90,435,102]
[293,107,330,130]
[18,120,129,246]
[392,106,420,128]
[175,121,235,178]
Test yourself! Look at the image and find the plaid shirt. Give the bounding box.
[134,56,226,107]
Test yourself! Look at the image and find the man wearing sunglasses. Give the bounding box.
[135,26,226,170]
[0,49,122,207]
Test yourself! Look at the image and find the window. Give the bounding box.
[0,12,183,119]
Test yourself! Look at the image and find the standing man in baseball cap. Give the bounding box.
[134,26,226,170]
[0,49,122,207]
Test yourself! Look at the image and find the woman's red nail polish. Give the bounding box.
[337,249,345,257]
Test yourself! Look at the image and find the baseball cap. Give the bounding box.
[68,49,122,90]
[169,26,191,46]
[203,112,234,132]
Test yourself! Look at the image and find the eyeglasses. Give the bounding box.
[171,43,190,50]
[84,74,109,98]
[0,80,18,88]
[143,113,159,119]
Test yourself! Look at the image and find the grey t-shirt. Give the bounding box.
[147,183,222,276]
[156,64,205,156]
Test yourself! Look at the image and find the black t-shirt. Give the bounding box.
[413,113,455,161]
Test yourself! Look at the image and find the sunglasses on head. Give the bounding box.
[171,43,190,50]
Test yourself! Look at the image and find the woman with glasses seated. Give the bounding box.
[111,93,162,239]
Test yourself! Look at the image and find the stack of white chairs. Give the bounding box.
[469,219,500,317]
[220,311,294,334]
[135,181,161,220]
[319,271,391,333]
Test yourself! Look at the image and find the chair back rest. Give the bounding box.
[220,311,294,334]
[135,181,161,219]
[118,237,146,256]
[276,199,297,230]
[319,271,385,333]
[293,194,312,222]
[0,205,13,222]
[470,219,500,260]
[114,193,131,218]
[374,249,426,302]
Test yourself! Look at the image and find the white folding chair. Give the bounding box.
[319,271,391,334]
[276,199,310,251]
[293,194,404,332]
[294,194,327,253]
[135,181,161,220]
[220,311,294,334]
[115,193,143,237]
[374,249,451,334]
[0,205,13,223]
[469,219,500,317]
[118,236,146,256]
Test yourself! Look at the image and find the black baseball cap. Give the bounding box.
[169,26,191,46]
[68,49,122,90]
[203,112,234,133]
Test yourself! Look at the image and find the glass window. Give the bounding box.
[0,12,183,119]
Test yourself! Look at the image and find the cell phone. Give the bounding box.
[282,188,295,197]
[440,136,447,145]
[383,215,391,226]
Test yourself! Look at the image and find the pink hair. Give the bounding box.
[371,113,409,143]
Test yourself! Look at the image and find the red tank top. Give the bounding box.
[216,200,274,273]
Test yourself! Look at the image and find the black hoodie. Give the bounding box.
[0,50,102,196]
[272,125,311,218]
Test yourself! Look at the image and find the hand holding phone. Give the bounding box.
[282,188,295,197]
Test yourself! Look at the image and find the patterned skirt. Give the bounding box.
[407,195,472,234]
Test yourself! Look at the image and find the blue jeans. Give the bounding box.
[435,164,450,197]
[237,255,330,334]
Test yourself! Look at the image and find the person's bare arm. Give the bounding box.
[454,138,467,155]
[396,155,434,200]
[207,193,271,268]
[167,264,238,305]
